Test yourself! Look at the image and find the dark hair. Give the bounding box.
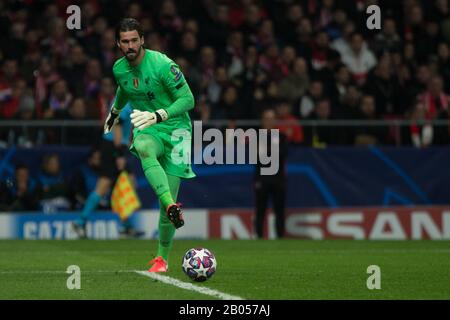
[15,164,28,172]
[115,18,143,41]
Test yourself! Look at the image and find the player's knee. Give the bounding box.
[134,137,157,159]
[137,148,150,159]
[135,141,154,159]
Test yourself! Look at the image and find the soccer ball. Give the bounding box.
[182,247,217,282]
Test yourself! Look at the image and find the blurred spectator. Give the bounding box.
[280,3,303,45]
[437,42,450,93]
[294,17,313,61]
[310,31,339,71]
[202,3,230,53]
[34,57,60,115]
[417,75,450,119]
[403,101,434,148]
[59,45,86,97]
[364,53,401,116]
[63,98,98,145]
[126,2,143,20]
[36,153,71,213]
[0,78,27,120]
[396,63,417,113]
[278,57,310,103]
[315,0,335,31]
[0,164,38,211]
[94,77,116,120]
[146,31,165,52]
[99,29,118,74]
[215,85,242,120]
[280,46,297,72]
[340,84,363,119]
[330,64,351,107]
[0,59,21,119]
[258,44,286,82]
[69,148,110,210]
[175,56,201,103]
[207,66,230,108]
[40,17,75,62]
[83,16,109,59]
[255,19,276,49]
[371,17,402,56]
[224,31,245,80]
[298,80,324,119]
[325,8,348,40]
[410,64,433,99]
[239,3,264,41]
[199,46,217,99]
[403,41,418,71]
[178,31,199,65]
[306,98,340,147]
[341,32,377,85]
[331,20,355,58]
[42,79,72,120]
[8,93,44,147]
[84,59,102,99]
[437,0,450,42]
[275,99,304,145]
[81,1,100,29]
[21,30,42,84]
[354,95,388,145]
[6,11,27,62]
[158,0,184,36]
[422,21,441,58]
[404,4,429,63]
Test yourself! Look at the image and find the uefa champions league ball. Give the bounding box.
[182,247,217,282]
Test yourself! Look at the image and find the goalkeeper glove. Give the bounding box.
[104,107,120,134]
[130,109,168,130]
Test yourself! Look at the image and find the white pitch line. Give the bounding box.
[135,270,243,300]
[0,270,137,274]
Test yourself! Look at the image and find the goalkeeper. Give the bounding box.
[105,18,196,272]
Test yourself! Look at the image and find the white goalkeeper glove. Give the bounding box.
[130,109,168,130]
[104,107,120,134]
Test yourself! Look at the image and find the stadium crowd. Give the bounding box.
[0,0,450,148]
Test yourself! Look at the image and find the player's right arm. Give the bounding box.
[104,66,129,134]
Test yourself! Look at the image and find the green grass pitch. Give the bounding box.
[0,240,449,300]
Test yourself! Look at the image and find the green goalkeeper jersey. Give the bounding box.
[112,48,194,133]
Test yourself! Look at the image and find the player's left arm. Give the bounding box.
[130,61,194,130]
[159,62,195,118]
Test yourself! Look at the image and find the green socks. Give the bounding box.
[156,174,180,263]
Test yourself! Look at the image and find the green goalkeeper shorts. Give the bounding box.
[130,125,196,179]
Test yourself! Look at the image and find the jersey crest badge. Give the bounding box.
[170,65,182,82]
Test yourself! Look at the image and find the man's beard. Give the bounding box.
[124,46,142,61]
